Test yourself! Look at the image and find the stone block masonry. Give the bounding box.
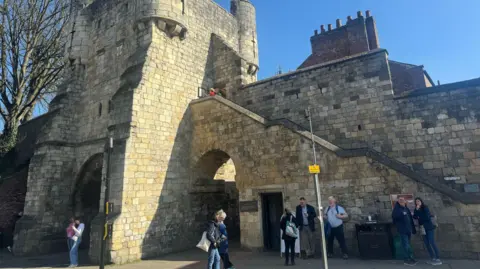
[233,50,480,192]
[10,2,480,265]
[14,0,258,263]
[190,96,480,260]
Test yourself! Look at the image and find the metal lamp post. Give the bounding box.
[305,107,329,269]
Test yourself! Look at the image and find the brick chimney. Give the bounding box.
[299,10,380,69]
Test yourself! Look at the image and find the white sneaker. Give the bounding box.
[7,246,11,252]
[433,259,442,265]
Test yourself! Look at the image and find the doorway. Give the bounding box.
[261,193,284,251]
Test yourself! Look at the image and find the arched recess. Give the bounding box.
[71,153,103,249]
[190,149,240,241]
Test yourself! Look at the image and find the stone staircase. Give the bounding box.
[203,95,480,204]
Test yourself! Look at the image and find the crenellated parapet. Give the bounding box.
[299,10,380,69]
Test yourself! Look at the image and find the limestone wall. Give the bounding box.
[233,50,480,192]
[97,0,256,264]
[15,0,254,260]
[190,97,480,259]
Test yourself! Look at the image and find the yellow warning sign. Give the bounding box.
[309,165,320,174]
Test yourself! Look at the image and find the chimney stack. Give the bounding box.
[328,24,332,31]
[357,11,363,18]
[320,25,325,33]
[347,15,352,22]
[366,10,371,17]
[336,19,342,28]
[314,30,318,35]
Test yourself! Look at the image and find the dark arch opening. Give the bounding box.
[191,150,240,241]
[71,154,103,250]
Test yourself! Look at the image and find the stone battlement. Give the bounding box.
[300,10,380,69]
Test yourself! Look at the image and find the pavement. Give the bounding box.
[1,248,480,269]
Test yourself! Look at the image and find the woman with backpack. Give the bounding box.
[413,197,441,265]
[280,208,298,266]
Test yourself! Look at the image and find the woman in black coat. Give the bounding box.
[280,208,298,266]
[413,197,442,265]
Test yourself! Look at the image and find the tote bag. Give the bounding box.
[285,216,298,238]
[196,232,211,252]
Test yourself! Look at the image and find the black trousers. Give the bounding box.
[220,252,234,269]
[327,224,348,255]
[284,239,296,264]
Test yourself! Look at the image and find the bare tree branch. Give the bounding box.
[1,0,68,154]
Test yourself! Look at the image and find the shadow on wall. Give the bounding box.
[69,153,104,251]
[140,35,240,258]
[140,104,240,258]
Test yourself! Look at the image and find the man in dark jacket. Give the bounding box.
[206,210,227,269]
[296,197,317,259]
[392,197,417,266]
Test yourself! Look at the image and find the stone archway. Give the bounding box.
[190,150,240,241]
[71,154,103,249]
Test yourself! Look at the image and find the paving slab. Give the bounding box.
[1,248,480,269]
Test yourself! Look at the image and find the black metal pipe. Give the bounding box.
[99,137,113,269]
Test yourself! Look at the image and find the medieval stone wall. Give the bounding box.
[90,0,257,264]
[15,0,257,260]
[233,50,480,192]
[191,96,480,259]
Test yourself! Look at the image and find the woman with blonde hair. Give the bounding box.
[206,210,227,269]
[218,211,235,269]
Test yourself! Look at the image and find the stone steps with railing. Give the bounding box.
[197,95,480,204]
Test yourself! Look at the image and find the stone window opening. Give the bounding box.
[108,100,113,113]
[252,31,256,59]
[98,103,102,117]
[97,19,102,29]
[358,124,362,131]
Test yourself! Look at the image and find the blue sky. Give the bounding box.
[217,0,480,83]
[4,0,479,127]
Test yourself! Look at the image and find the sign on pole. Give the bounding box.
[309,164,320,174]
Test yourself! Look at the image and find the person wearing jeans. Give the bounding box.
[324,196,349,259]
[392,197,417,266]
[69,217,84,267]
[414,197,442,265]
[66,217,75,251]
[206,210,227,269]
[280,208,298,266]
[219,218,235,269]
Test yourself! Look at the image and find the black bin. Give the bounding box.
[355,223,393,259]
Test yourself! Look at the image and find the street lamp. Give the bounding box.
[305,107,329,269]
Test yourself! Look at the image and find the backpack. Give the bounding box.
[326,204,350,223]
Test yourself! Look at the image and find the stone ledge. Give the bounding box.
[191,96,480,204]
[240,48,388,89]
[394,77,480,99]
[135,17,187,40]
[35,137,107,150]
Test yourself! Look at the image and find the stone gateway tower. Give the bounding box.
[9,2,480,264]
[13,0,258,263]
